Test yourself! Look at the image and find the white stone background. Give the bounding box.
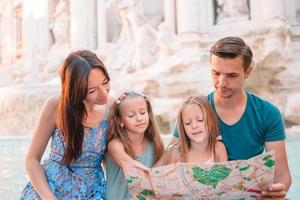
[0,0,299,136]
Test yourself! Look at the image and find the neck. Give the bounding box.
[84,101,96,113]
[128,132,146,145]
[215,90,246,108]
[190,140,209,153]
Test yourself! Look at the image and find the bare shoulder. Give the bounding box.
[215,140,226,151]
[44,95,59,110]
[214,141,228,162]
[109,138,122,146]
[39,95,60,124]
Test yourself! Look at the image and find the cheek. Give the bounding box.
[85,94,93,102]
[183,125,190,134]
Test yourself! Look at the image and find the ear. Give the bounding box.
[120,122,124,128]
[244,66,253,79]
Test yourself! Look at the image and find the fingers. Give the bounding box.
[261,190,286,197]
[257,197,285,200]
[258,183,287,200]
[268,183,285,192]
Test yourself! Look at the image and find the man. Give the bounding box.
[172,36,291,199]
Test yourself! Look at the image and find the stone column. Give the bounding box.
[23,0,49,56]
[97,0,107,48]
[70,0,97,49]
[1,1,14,65]
[251,0,285,22]
[176,0,201,33]
[164,0,176,33]
[284,0,300,25]
[175,0,204,50]
[198,0,213,34]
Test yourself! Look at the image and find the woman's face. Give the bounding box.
[85,68,110,105]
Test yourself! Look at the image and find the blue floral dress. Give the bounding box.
[20,120,108,200]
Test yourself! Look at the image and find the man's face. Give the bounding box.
[210,55,252,99]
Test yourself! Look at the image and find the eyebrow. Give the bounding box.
[211,70,239,75]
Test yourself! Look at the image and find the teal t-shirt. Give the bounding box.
[173,91,286,160]
[105,143,155,200]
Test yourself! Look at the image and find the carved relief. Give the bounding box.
[215,0,250,24]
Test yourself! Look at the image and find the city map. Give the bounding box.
[127,151,275,200]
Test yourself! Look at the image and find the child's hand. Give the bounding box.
[257,183,286,200]
[121,158,150,177]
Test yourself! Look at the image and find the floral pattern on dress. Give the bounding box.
[20,120,108,200]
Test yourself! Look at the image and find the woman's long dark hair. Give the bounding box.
[57,50,110,166]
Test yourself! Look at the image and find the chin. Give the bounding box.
[217,91,233,99]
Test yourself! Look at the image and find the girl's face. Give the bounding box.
[85,68,110,105]
[119,96,149,135]
[181,103,209,144]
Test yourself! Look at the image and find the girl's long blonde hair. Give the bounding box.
[162,95,219,165]
[107,92,164,163]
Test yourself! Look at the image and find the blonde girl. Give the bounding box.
[105,91,164,200]
[157,95,227,166]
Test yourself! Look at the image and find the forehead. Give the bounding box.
[120,96,147,112]
[88,68,106,85]
[182,103,203,117]
[210,55,244,72]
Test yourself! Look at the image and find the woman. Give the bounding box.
[21,50,110,199]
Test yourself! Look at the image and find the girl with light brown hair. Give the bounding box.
[156,95,227,166]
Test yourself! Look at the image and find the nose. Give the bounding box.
[136,113,143,121]
[98,86,108,98]
[217,74,227,88]
[191,120,199,129]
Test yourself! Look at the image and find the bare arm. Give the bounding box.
[260,140,291,199]
[24,96,58,200]
[214,141,228,162]
[107,139,149,176]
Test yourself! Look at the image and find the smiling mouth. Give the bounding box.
[192,131,203,135]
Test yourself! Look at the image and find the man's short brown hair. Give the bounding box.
[210,36,253,70]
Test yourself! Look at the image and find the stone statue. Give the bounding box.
[50,0,70,46]
[111,0,159,72]
[216,0,249,24]
[157,22,180,58]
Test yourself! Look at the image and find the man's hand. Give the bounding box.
[257,183,286,200]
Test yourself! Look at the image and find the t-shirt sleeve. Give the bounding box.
[172,123,179,138]
[264,104,286,142]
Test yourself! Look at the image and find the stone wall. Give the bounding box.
[0,0,299,135]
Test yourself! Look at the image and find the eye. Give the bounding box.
[197,118,204,122]
[88,89,96,94]
[102,79,109,85]
[228,74,238,78]
[128,114,134,118]
[184,121,191,125]
[140,111,146,115]
[212,71,220,76]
